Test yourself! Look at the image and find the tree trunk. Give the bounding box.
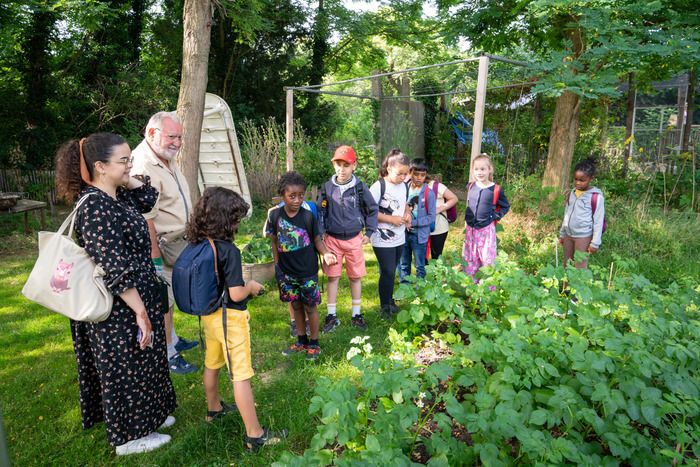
[622,72,636,178]
[682,69,695,152]
[300,0,329,137]
[177,0,212,206]
[598,99,609,153]
[128,0,146,64]
[542,91,581,191]
[23,6,56,167]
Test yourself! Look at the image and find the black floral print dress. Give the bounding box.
[70,182,177,447]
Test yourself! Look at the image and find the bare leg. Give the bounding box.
[562,237,575,269]
[288,304,295,321]
[234,379,264,438]
[305,305,319,340]
[349,278,361,301]
[572,236,592,269]
[291,301,306,335]
[326,276,340,308]
[164,307,174,346]
[204,367,222,412]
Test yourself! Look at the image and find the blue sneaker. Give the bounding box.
[174,337,198,353]
[169,354,198,375]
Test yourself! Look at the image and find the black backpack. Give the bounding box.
[318,180,372,229]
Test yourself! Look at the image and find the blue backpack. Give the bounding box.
[173,238,225,316]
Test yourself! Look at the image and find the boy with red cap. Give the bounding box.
[317,145,378,331]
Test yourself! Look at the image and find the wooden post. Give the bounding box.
[371,70,383,165]
[622,73,636,178]
[470,55,490,173]
[286,88,294,171]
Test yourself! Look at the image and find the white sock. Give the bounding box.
[327,304,336,316]
[351,300,361,317]
[171,329,179,347]
[167,344,177,360]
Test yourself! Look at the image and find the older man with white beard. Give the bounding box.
[131,111,198,374]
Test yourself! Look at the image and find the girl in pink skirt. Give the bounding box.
[463,154,510,282]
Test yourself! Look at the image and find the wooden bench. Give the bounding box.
[4,199,47,233]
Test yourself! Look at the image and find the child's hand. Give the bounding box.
[402,212,412,224]
[323,252,338,265]
[587,245,598,254]
[558,237,564,245]
[248,280,264,296]
[361,235,371,245]
[390,215,404,227]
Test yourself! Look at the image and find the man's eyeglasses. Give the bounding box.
[155,128,183,142]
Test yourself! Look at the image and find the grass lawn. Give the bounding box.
[0,208,401,466]
[1,194,698,465]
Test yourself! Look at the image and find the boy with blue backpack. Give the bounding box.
[399,158,436,282]
[173,187,287,451]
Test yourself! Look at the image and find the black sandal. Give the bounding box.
[205,400,237,423]
[244,427,288,452]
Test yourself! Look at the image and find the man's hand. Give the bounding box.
[361,235,371,245]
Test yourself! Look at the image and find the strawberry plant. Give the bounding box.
[276,253,700,465]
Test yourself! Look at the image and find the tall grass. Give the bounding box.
[239,117,286,204]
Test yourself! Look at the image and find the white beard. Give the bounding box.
[152,139,178,160]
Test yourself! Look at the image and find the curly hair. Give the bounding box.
[55,133,127,203]
[574,158,597,178]
[379,148,409,177]
[277,171,307,196]
[186,187,250,243]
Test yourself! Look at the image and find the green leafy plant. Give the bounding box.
[278,251,700,465]
[241,233,273,264]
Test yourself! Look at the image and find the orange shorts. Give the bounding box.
[321,233,366,279]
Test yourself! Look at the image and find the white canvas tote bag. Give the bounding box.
[22,193,113,322]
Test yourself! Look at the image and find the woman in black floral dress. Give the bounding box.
[55,133,177,455]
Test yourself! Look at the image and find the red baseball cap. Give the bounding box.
[331,145,356,164]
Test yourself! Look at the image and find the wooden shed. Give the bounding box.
[198,93,252,215]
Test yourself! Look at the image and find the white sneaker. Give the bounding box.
[115,432,171,455]
[159,415,176,430]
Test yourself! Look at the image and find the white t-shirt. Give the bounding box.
[428,180,449,235]
[369,179,407,248]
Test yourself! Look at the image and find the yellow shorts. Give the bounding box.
[202,308,254,381]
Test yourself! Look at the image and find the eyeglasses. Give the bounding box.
[155,128,183,142]
[108,157,134,165]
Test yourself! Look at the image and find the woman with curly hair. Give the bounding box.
[54,132,176,455]
[186,186,288,451]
